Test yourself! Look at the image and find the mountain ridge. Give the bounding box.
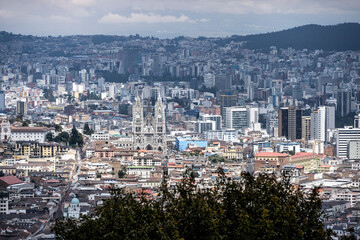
[1,22,359,51]
[217,23,360,51]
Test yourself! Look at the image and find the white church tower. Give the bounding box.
[132,95,166,152]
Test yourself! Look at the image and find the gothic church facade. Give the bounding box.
[132,96,166,152]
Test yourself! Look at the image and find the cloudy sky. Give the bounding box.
[0,0,359,38]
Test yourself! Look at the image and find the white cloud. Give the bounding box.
[98,12,195,24]
[0,9,13,18]
[71,0,95,7]
[126,0,360,15]
[199,18,209,22]
[50,15,73,22]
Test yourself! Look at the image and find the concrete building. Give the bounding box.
[278,106,302,141]
[16,101,27,116]
[310,106,335,142]
[195,120,216,134]
[10,127,50,143]
[205,130,238,141]
[302,116,311,140]
[336,89,351,117]
[199,114,222,130]
[175,137,207,151]
[336,127,360,158]
[254,152,289,172]
[348,141,360,160]
[225,107,248,130]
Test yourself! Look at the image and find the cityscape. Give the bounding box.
[0,2,360,239]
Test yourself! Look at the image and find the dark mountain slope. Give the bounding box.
[217,23,360,51]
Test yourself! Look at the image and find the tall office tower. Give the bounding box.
[220,94,237,122]
[204,73,214,88]
[123,47,140,74]
[200,114,222,130]
[247,83,258,101]
[336,127,360,158]
[278,106,302,141]
[301,116,311,140]
[266,112,278,137]
[0,90,5,112]
[16,101,28,116]
[310,106,335,142]
[225,107,248,130]
[336,89,351,116]
[215,74,232,91]
[247,107,259,129]
[292,84,302,100]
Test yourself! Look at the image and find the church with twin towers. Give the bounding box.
[132,95,166,152]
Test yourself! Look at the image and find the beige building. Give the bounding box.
[302,116,311,140]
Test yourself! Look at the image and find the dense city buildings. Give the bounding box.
[0,29,359,238]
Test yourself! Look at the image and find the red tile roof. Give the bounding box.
[0,176,23,185]
[255,152,288,157]
[291,152,317,159]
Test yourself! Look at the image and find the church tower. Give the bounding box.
[132,96,166,152]
[132,95,144,148]
[154,95,166,151]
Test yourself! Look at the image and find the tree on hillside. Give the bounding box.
[69,125,83,147]
[83,123,94,135]
[46,132,53,142]
[54,132,70,143]
[53,169,333,240]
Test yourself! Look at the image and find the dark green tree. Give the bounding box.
[43,88,56,102]
[69,126,84,147]
[46,132,53,142]
[0,170,4,177]
[83,123,94,135]
[54,132,70,143]
[117,167,127,178]
[53,170,332,240]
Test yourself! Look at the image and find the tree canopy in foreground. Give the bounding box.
[53,170,332,240]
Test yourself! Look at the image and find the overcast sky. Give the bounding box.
[0,0,359,38]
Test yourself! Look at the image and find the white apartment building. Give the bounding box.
[10,127,50,143]
[195,120,216,134]
[225,107,248,130]
[310,106,335,142]
[91,131,110,141]
[336,127,360,158]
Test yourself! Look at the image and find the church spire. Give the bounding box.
[147,98,152,115]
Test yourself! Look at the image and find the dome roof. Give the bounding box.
[71,197,80,205]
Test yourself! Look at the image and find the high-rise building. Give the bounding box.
[292,84,302,100]
[215,74,232,91]
[336,127,360,158]
[220,94,237,122]
[204,73,214,88]
[336,89,351,117]
[195,120,216,134]
[310,106,335,142]
[200,114,222,130]
[247,107,259,129]
[278,106,302,141]
[225,107,248,130]
[301,116,311,140]
[16,101,28,116]
[0,91,5,112]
